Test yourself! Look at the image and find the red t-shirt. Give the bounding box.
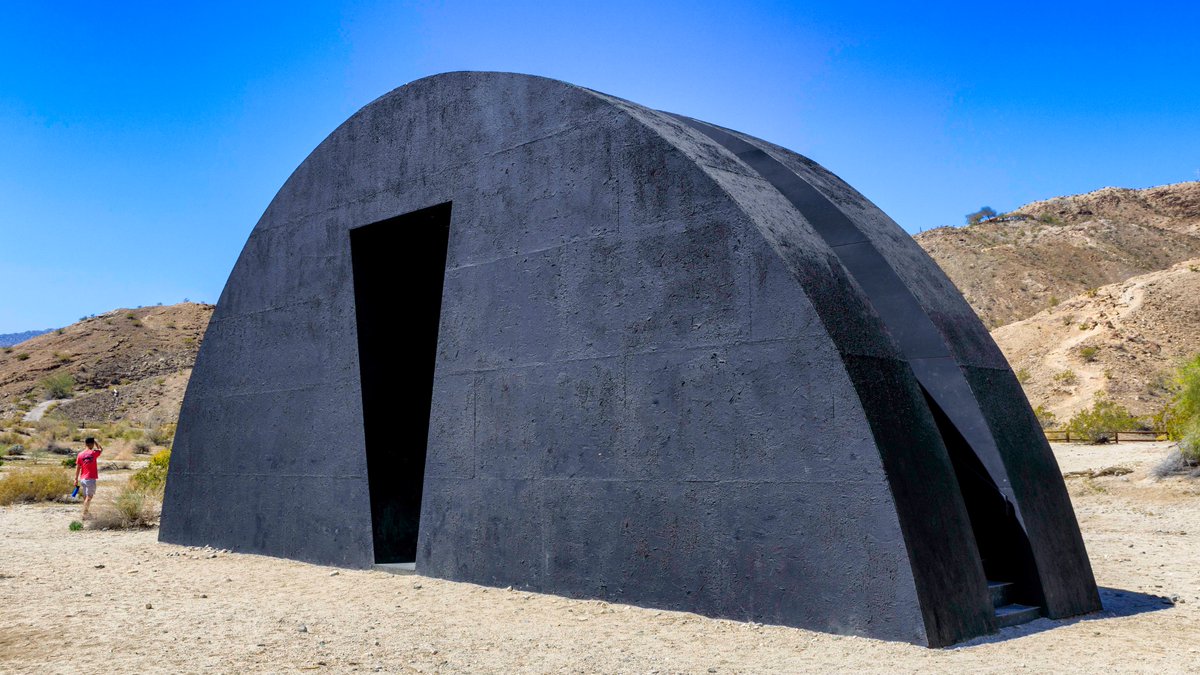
[77,448,102,480]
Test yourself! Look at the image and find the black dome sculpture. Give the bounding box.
[160,72,1101,646]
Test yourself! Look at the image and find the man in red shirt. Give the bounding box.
[74,437,103,519]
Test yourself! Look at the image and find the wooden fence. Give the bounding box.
[1044,429,1165,443]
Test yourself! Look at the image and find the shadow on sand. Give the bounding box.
[951,587,1175,648]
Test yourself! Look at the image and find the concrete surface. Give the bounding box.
[161,72,1100,646]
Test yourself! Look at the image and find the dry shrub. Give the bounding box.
[86,481,159,530]
[35,413,73,442]
[1152,448,1200,479]
[146,422,176,447]
[0,466,74,505]
[47,441,75,456]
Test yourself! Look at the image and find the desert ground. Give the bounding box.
[2,442,1197,674]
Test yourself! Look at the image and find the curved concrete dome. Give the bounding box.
[161,72,1100,646]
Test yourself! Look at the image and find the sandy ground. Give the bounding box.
[2,442,1198,674]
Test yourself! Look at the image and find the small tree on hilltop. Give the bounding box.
[966,206,998,225]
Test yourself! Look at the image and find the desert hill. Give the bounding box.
[991,259,1200,422]
[0,303,213,425]
[916,181,1200,328]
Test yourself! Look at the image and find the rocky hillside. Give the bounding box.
[991,259,1200,423]
[916,182,1200,328]
[0,303,213,425]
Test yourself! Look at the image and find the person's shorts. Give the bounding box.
[78,479,97,497]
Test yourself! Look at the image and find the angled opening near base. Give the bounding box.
[922,390,1046,621]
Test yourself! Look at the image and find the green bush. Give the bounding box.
[1033,405,1057,430]
[130,449,170,494]
[1158,354,1200,462]
[1066,396,1140,443]
[1016,368,1032,384]
[1181,434,1200,463]
[1165,355,1200,437]
[69,520,83,531]
[1053,370,1078,387]
[39,373,75,399]
[1079,346,1099,362]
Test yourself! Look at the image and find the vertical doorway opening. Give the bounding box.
[350,202,452,564]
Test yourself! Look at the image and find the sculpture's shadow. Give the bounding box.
[951,587,1174,648]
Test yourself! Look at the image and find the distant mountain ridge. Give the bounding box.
[0,329,54,348]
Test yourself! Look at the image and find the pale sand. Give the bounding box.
[2,442,1197,674]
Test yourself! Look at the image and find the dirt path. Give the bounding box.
[21,398,70,422]
[1,443,1197,673]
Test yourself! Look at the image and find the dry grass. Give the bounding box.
[0,466,74,505]
[85,481,160,530]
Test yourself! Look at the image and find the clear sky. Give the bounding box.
[2,1,1198,332]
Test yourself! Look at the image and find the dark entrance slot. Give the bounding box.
[922,391,1046,611]
[350,202,452,564]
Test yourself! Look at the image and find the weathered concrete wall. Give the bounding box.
[161,71,1099,646]
[729,129,1100,620]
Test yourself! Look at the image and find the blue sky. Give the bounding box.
[2,1,1198,332]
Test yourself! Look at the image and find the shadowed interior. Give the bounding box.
[924,390,1045,609]
[350,202,452,563]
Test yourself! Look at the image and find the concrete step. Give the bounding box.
[373,562,416,575]
[988,580,1015,608]
[994,603,1041,629]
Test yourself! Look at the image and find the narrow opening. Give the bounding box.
[350,202,452,564]
[922,391,1046,610]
